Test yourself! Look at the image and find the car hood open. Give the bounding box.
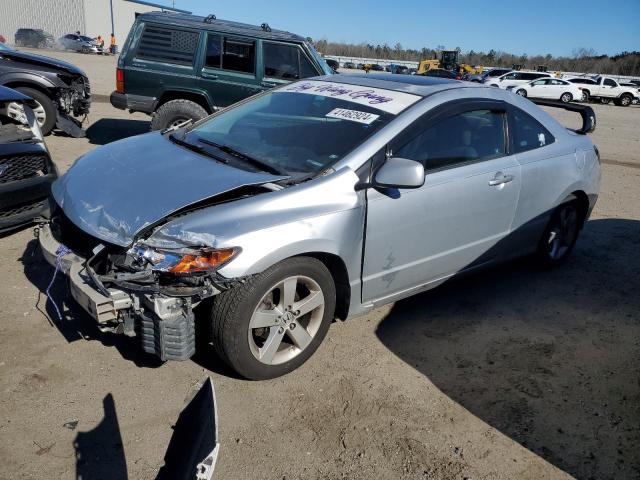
[52,132,287,247]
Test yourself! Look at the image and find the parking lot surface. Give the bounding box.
[0,50,639,479]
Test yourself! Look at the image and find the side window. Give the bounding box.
[263,42,300,79]
[222,38,255,74]
[395,110,507,171]
[204,34,221,68]
[504,73,517,80]
[511,108,555,153]
[603,78,616,87]
[136,25,198,66]
[299,53,318,78]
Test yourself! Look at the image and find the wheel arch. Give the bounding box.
[300,252,351,321]
[564,190,590,229]
[155,89,214,113]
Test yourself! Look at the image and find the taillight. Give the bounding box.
[116,68,125,93]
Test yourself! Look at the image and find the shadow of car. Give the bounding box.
[376,218,640,480]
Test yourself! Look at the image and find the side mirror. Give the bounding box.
[357,157,425,190]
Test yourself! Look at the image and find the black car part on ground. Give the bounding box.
[0,87,57,233]
[0,49,91,136]
[530,99,596,135]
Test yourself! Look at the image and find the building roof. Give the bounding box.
[136,11,306,42]
[125,0,191,14]
[319,73,483,96]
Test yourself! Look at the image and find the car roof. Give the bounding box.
[315,73,482,96]
[137,11,306,42]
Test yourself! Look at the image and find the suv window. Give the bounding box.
[205,33,222,68]
[263,43,300,79]
[511,108,554,153]
[222,38,255,74]
[395,110,507,171]
[504,72,519,80]
[522,73,543,81]
[603,78,617,87]
[263,42,318,80]
[136,25,199,66]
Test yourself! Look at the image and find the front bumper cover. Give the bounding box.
[38,223,197,361]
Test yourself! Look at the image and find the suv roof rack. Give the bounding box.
[204,14,216,23]
[261,23,271,32]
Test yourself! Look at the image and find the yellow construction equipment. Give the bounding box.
[417,49,482,75]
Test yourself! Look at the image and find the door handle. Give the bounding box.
[261,81,277,88]
[488,172,514,186]
[201,72,218,80]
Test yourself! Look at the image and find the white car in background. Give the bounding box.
[510,78,584,103]
[484,71,552,89]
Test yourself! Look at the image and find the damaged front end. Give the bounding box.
[54,74,91,137]
[39,207,244,362]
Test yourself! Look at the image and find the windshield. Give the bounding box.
[80,36,93,42]
[306,43,334,76]
[185,82,415,175]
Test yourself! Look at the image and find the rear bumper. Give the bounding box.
[0,174,56,233]
[110,91,156,113]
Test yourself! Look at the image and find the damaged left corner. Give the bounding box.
[54,74,91,137]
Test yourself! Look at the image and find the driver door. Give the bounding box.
[362,101,522,304]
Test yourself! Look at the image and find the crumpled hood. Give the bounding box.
[0,50,86,76]
[52,132,286,246]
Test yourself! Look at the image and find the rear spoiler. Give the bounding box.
[531,99,596,135]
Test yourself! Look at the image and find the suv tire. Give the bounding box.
[209,257,336,380]
[11,87,56,135]
[150,99,208,131]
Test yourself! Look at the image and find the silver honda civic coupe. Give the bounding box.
[39,74,600,379]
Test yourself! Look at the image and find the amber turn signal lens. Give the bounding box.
[168,249,237,274]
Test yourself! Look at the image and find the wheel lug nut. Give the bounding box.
[290,323,296,330]
[278,327,284,334]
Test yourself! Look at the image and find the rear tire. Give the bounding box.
[210,257,336,380]
[600,98,611,105]
[560,92,572,103]
[536,201,581,267]
[516,89,527,97]
[150,99,208,131]
[581,89,590,102]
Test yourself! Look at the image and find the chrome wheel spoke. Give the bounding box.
[287,324,313,350]
[258,327,286,364]
[293,290,323,317]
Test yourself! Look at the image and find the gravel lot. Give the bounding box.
[0,49,639,480]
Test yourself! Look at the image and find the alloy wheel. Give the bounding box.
[6,101,46,127]
[248,275,325,365]
[546,205,578,260]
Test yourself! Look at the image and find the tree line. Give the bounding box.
[311,39,640,76]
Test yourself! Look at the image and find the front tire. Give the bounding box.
[581,89,590,102]
[600,98,611,105]
[150,99,208,131]
[536,201,581,267]
[516,89,527,97]
[560,92,573,103]
[6,87,56,135]
[619,94,632,107]
[210,257,336,380]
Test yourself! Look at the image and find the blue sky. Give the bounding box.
[160,0,640,57]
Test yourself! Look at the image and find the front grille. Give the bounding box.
[0,199,46,219]
[0,154,48,184]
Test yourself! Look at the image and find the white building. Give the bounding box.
[0,0,190,46]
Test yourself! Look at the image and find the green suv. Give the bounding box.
[111,12,333,130]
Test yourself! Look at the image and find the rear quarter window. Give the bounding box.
[135,24,199,66]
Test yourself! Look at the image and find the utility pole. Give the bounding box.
[109,0,115,34]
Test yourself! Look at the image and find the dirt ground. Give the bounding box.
[0,49,639,480]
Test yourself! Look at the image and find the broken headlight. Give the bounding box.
[128,245,239,274]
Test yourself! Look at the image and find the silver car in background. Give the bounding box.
[58,34,101,54]
[39,75,600,379]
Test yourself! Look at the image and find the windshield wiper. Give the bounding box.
[196,137,288,176]
[168,133,228,163]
